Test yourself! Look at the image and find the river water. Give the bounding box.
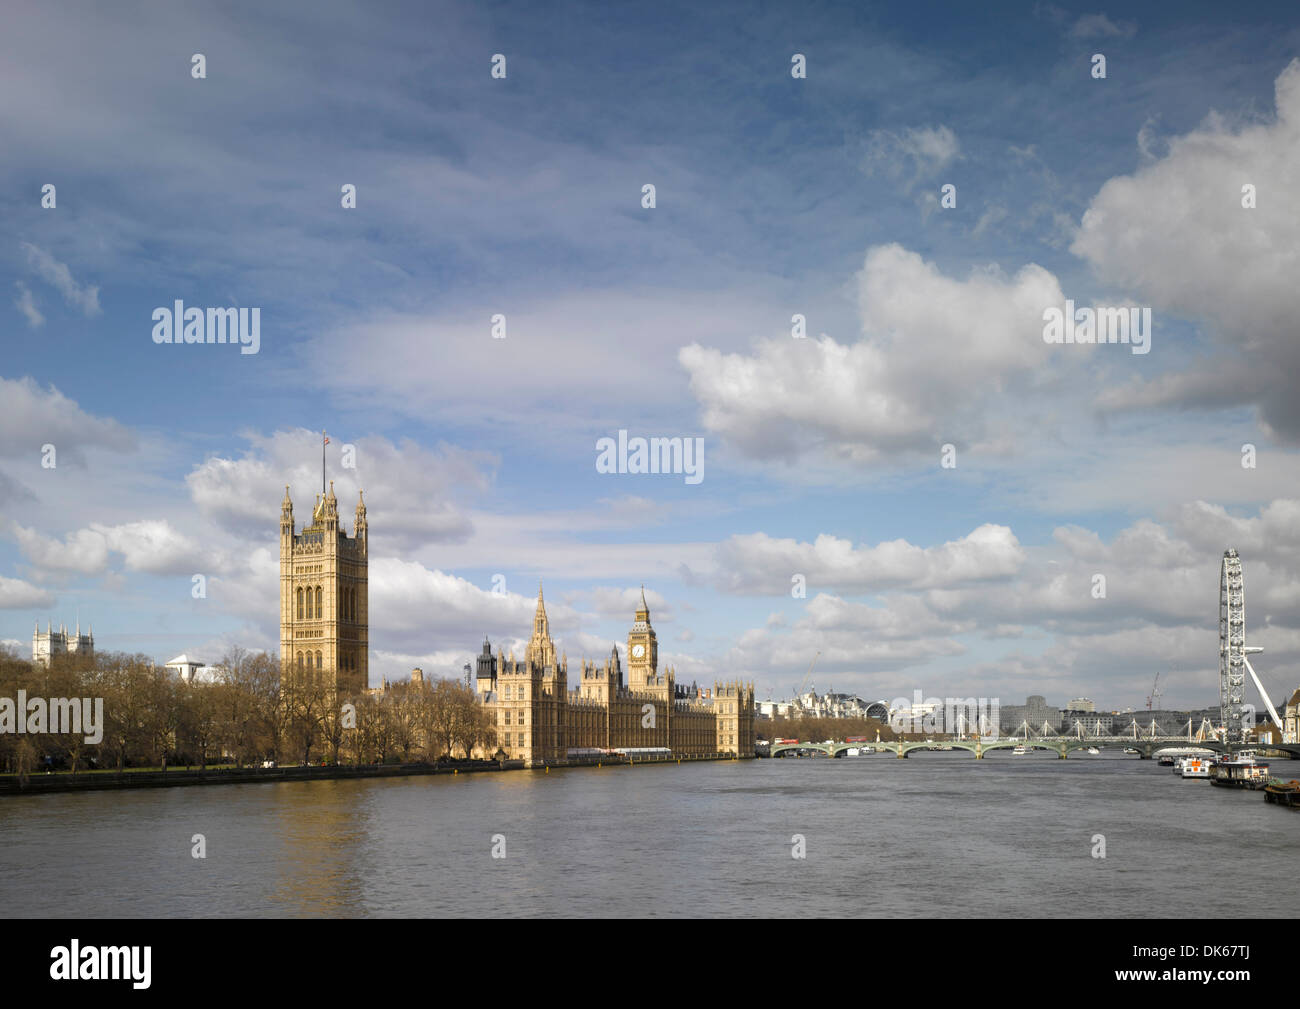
[2,750,1296,917]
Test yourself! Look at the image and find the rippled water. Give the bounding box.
[2,751,1296,917]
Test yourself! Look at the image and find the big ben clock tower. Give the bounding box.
[626,586,659,688]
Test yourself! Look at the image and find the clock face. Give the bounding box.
[632,644,645,658]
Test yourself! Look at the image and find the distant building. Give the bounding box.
[1286,688,1300,743]
[1060,710,1113,734]
[999,695,1060,733]
[165,654,222,684]
[31,620,93,667]
[1068,697,1095,712]
[763,687,889,721]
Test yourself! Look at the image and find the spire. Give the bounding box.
[534,581,549,632]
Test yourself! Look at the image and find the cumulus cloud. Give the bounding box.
[577,585,671,622]
[0,375,135,464]
[185,427,492,550]
[706,503,1300,705]
[701,523,1025,595]
[1074,59,1300,441]
[680,244,1064,461]
[0,574,55,609]
[369,558,576,647]
[13,520,210,577]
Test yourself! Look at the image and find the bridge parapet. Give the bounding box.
[767,736,1252,760]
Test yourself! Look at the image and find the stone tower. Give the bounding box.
[626,586,661,691]
[32,620,93,667]
[279,482,368,696]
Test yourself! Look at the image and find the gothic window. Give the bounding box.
[315,586,323,619]
[296,587,303,619]
[297,653,303,670]
[316,651,322,669]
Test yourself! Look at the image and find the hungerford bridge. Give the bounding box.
[772,549,1300,761]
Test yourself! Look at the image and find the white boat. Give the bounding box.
[1180,757,1212,778]
[1086,746,1100,755]
[1012,744,1029,756]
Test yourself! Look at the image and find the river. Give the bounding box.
[2,750,1295,917]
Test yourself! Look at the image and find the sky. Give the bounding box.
[2,0,1299,713]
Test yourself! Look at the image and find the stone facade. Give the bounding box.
[32,621,93,667]
[476,586,755,765]
[279,482,368,697]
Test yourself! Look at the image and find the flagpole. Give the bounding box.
[322,430,326,495]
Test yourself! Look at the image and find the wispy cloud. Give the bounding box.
[19,242,101,317]
[13,280,43,327]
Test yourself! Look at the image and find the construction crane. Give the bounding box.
[793,651,819,700]
[1146,671,1163,712]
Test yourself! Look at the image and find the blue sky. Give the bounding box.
[3,0,1300,712]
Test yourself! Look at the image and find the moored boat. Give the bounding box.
[1180,757,1212,779]
[1211,757,1271,789]
[1264,780,1300,808]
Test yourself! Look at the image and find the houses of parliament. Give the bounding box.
[278,483,755,763]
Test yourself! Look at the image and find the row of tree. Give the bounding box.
[757,715,900,743]
[0,645,498,775]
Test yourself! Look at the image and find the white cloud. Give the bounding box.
[702,523,1025,595]
[0,375,135,464]
[185,428,492,550]
[861,125,961,188]
[680,244,1065,461]
[0,575,55,609]
[13,520,210,577]
[19,242,101,316]
[13,281,43,327]
[1073,59,1300,441]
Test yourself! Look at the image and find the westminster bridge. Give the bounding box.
[767,738,1300,760]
